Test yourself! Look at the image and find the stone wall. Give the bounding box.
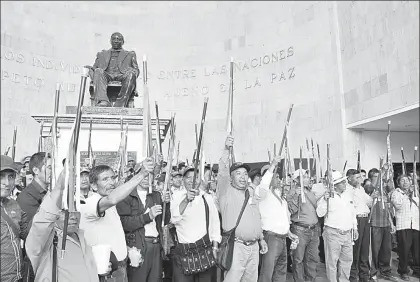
[1,1,418,169]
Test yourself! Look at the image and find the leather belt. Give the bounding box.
[357,213,369,218]
[234,237,258,246]
[292,222,318,230]
[325,226,351,235]
[263,230,288,239]
[145,236,160,244]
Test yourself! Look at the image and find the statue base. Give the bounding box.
[32,108,170,170]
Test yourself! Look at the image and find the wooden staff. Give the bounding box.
[379,157,385,209]
[4,146,10,156]
[268,149,272,163]
[342,160,348,176]
[277,104,294,157]
[357,150,361,173]
[155,102,163,157]
[51,83,61,189]
[274,143,277,157]
[38,122,44,152]
[311,138,319,183]
[87,117,95,168]
[325,144,334,219]
[414,146,418,197]
[306,138,311,178]
[401,147,407,175]
[11,127,17,161]
[317,143,323,180]
[190,98,209,200]
[227,58,235,165]
[61,67,89,258]
[298,146,306,219]
[142,55,153,194]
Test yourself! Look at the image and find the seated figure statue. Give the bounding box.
[85,32,139,107]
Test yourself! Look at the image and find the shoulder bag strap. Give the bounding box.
[202,195,210,234]
[234,189,250,229]
[52,233,58,282]
[0,207,19,238]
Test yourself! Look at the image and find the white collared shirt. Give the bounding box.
[137,189,159,238]
[391,188,419,231]
[259,188,290,235]
[350,184,373,215]
[79,192,127,261]
[317,189,357,231]
[171,190,221,244]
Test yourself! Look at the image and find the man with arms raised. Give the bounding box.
[25,158,155,282]
[217,135,268,282]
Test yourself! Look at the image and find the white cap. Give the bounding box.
[293,169,308,180]
[332,170,347,185]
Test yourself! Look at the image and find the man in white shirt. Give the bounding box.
[258,157,298,282]
[317,170,358,282]
[80,159,155,282]
[170,167,221,282]
[346,169,373,282]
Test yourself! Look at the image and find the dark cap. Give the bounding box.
[229,162,251,174]
[183,166,198,177]
[178,162,186,169]
[171,170,183,177]
[248,168,261,179]
[212,164,219,173]
[156,172,166,182]
[1,155,18,173]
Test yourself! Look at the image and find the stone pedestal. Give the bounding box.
[32,106,171,170]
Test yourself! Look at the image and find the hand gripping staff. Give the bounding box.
[190,98,209,201]
[61,67,89,259]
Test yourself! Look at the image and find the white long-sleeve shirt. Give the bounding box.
[317,189,357,231]
[171,191,221,244]
[351,185,373,215]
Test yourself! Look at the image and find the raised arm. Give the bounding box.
[25,170,66,269]
[96,158,154,215]
[255,156,282,201]
[216,136,233,199]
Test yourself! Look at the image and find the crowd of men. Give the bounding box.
[1,135,419,282]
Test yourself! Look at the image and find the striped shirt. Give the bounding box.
[390,188,419,231]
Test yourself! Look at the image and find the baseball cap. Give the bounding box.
[80,167,90,174]
[21,156,31,164]
[212,164,219,173]
[229,162,251,174]
[248,168,261,179]
[260,164,271,176]
[292,169,309,180]
[1,155,18,173]
[183,166,198,177]
[332,170,347,185]
[171,170,183,177]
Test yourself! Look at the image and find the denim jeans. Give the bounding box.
[258,231,288,282]
[290,224,320,282]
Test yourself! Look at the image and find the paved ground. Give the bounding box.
[284,252,419,282]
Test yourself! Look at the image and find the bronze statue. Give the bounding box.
[85,32,139,107]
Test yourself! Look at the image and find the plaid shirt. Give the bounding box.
[390,188,419,231]
[370,192,392,227]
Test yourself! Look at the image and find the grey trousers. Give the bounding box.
[323,227,353,282]
[224,241,260,282]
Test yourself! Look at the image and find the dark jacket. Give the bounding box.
[93,48,140,78]
[16,180,47,232]
[116,190,170,253]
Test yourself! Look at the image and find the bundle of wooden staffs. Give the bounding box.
[162,114,176,256]
[227,58,235,166]
[325,144,334,219]
[142,55,154,194]
[61,67,89,258]
[190,98,209,201]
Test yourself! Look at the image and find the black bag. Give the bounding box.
[216,189,250,271]
[174,196,216,275]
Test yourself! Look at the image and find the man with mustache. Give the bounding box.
[86,32,139,107]
[25,158,155,282]
[170,166,221,282]
[1,155,28,282]
[117,159,170,282]
[217,135,269,282]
